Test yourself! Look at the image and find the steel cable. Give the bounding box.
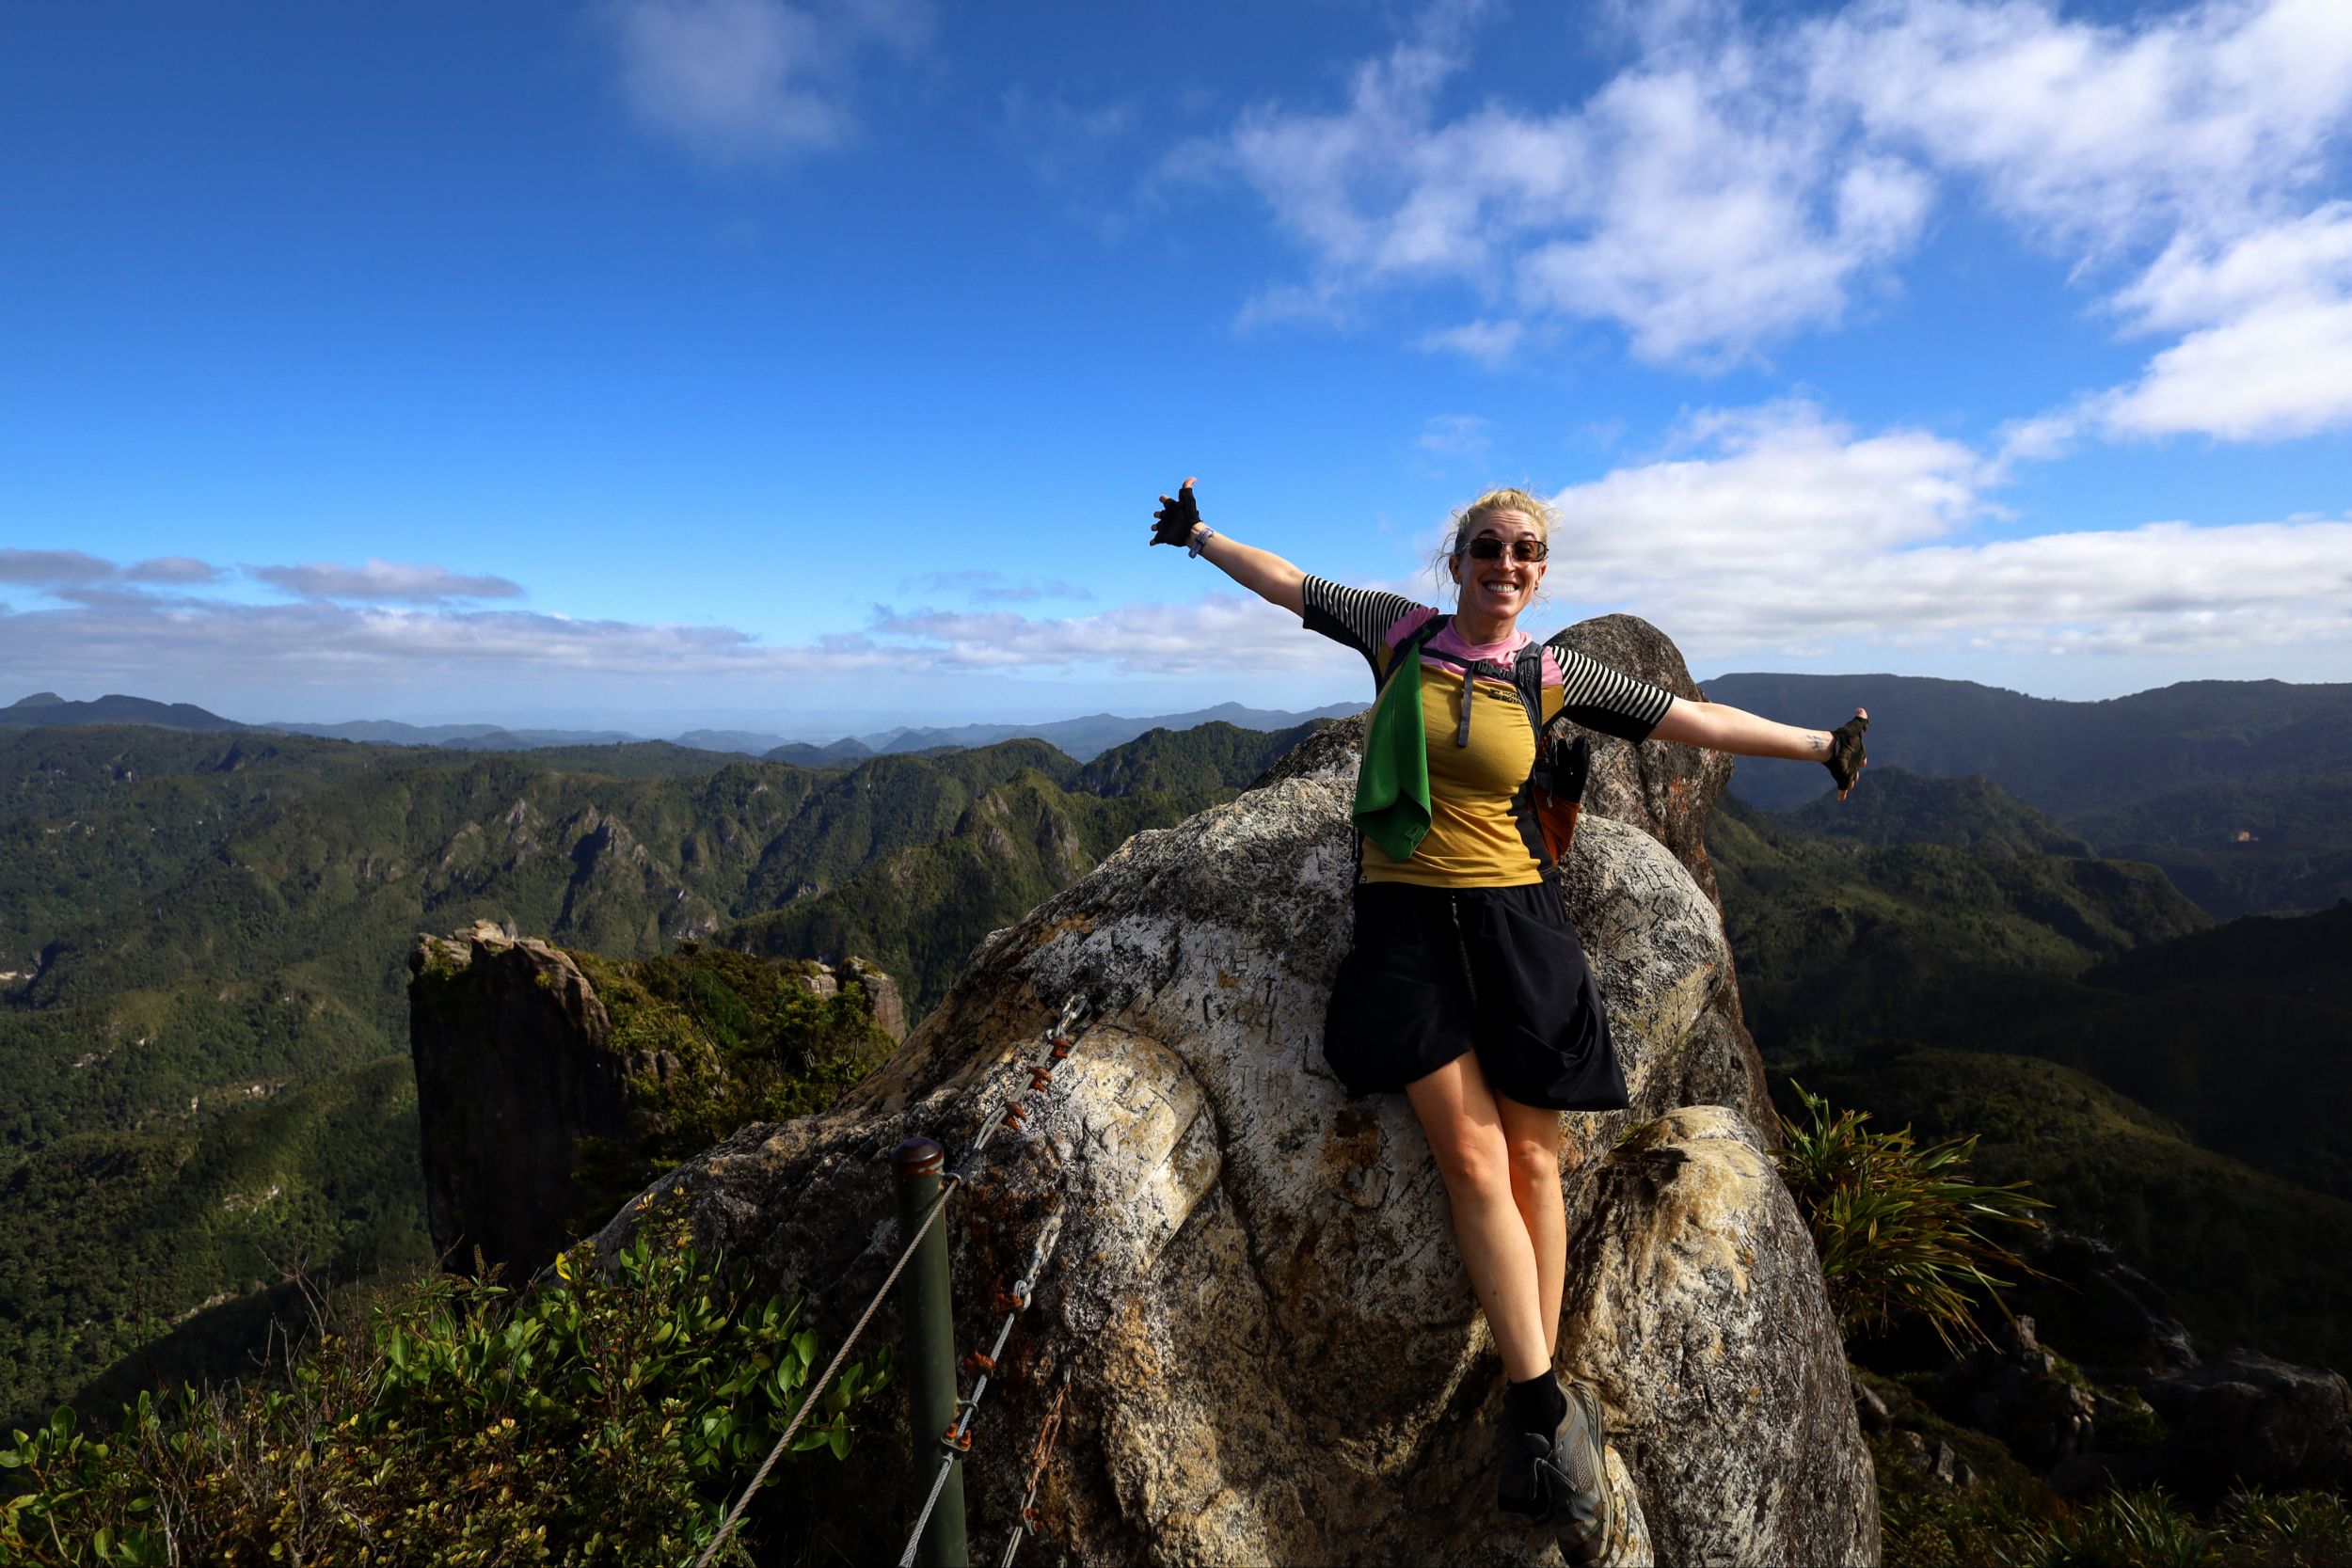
[692,992,1089,1568]
[896,1209,1065,1568]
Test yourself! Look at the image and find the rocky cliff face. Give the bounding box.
[408,921,904,1282]
[563,616,1874,1565]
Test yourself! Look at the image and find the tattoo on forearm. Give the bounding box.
[1808,733,1824,753]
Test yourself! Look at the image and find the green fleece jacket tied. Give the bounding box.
[1353,643,1432,862]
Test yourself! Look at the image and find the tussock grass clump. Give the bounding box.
[1776,1083,2047,1351]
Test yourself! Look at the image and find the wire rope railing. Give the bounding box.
[896,1209,1064,1568]
[692,991,1092,1568]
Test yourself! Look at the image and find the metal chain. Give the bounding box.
[695,992,1089,1568]
[895,1212,1063,1568]
[997,1370,1073,1568]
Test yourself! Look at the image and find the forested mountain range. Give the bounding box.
[3,688,1355,763]
[0,720,1315,1429]
[8,698,2348,1442]
[1706,672,2352,917]
[21,673,2352,919]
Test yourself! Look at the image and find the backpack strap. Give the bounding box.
[1509,642,1547,743]
[1375,612,1453,695]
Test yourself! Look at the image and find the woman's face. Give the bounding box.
[1448,509,1549,626]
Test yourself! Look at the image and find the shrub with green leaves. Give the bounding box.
[1,1202,886,1565]
[1776,1083,2047,1351]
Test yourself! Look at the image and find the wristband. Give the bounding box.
[1187,524,1216,560]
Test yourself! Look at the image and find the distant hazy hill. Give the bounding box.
[672,728,795,755]
[255,700,1365,765]
[265,720,648,750]
[261,719,507,745]
[762,737,875,768]
[443,727,646,750]
[1707,673,2352,916]
[786,700,1363,764]
[1708,673,2352,813]
[1,691,245,733]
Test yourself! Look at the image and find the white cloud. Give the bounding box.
[122,556,227,585]
[1416,413,1493,459]
[2091,204,2352,440]
[0,550,1353,697]
[1206,11,1930,365]
[870,594,1356,678]
[0,549,120,587]
[1419,318,1524,364]
[0,551,230,592]
[1536,402,2352,659]
[250,560,526,603]
[1197,0,2352,433]
[1507,76,1930,365]
[605,0,929,164]
[2097,294,2352,441]
[1809,0,2352,255]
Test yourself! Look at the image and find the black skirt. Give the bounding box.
[1321,879,1630,1112]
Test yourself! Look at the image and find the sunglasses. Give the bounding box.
[1460,535,1549,562]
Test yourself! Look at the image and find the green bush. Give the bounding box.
[1,1200,886,1565]
[1776,1084,2047,1350]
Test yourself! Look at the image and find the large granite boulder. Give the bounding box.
[574,619,1874,1565]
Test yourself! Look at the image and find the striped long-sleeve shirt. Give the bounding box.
[1300,576,1675,885]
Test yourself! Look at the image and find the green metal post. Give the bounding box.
[891,1136,968,1568]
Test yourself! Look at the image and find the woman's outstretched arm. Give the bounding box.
[1152,478,1306,616]
[1650,700,1871,799]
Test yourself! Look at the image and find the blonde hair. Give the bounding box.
[1430,487,1556,593]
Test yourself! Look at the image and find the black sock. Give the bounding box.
[1503,1372,1568,1437]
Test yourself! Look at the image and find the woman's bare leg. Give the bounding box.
[1496,1094,1567,1360]
[1406,1053,1552,1382]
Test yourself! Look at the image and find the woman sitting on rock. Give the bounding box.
[1149,478,1867,1561]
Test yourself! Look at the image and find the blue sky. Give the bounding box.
[4,0,2350,735]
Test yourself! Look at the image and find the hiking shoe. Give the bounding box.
[1495,1416,1557,1518]
[1544,1381,1611,1566]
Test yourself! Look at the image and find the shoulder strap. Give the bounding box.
[1509,643,1547,744]
[1375,613,1452,693]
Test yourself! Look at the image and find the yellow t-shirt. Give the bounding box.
[1361,666,1561,887]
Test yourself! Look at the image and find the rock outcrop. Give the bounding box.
[2142,1350,2352,1495]
[1960,1237,2352,1501]
[565,616,1874,1564]
[409,921,902,1281]
[410,922,624,1281]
